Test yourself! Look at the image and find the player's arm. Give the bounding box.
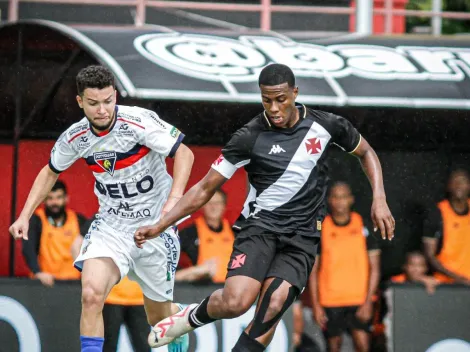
[21,215,42,274]
[10,131,79,240]
[356,250,380,322]
[135,169,227,247]
[9,166,59,240]
[422,208,469,284]
[162,143,194,216]
[309,254,327,328]
[351,138,395,240]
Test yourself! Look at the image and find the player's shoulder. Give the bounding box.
[305,107,337,123]
[117,105,167,130]
[63,117,89,143]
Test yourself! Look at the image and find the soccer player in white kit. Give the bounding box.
[9,65,194,352]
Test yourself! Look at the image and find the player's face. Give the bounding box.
[405,255,427,281]
[77,86,117,131]
[44,189,67,218]
[448,172,470,201]
[260,83,299,128]
[328,184,354,216]
[203,192,226,223]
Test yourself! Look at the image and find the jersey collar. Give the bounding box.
[89,105,119,137]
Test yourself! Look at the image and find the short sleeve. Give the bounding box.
[141,109,185,158]
[211,127,252,179]
[329,114,361,153]
[365,226,381,252]
[423,205,443,240]
[49,132,80,173]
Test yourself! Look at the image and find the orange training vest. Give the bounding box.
[106,276,144,305]
[435,200,470,282]
[36,208,81,280]
[195,217,235,283]
[318,212,370,307]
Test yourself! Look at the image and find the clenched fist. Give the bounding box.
[10,217,30,240]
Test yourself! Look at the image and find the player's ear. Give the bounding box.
[76,95,83,109]
[293,86,299,100]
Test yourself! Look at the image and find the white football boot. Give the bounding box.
[148,303,198,348]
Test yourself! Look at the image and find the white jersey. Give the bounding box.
[49,105,184,233]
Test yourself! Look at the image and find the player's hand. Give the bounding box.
[134,224,164,248]
[356,300,373,323]
[421,276,439,295]
[313,306,328,329]
[35,272,55,287]
[371,196,395,241]
[9,216,30,240]
[202,258,218,278]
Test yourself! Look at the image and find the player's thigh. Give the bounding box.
[267,235,319,292]
[103,304,125,352]
[126,305,151,352]
[351,329,370,352]
[130,226,180,304]
[81,258,121,301]
[226,226,278,284]
[324,307,347,338]
[77,220,131,297]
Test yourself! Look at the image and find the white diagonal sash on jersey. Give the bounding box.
[254,122,331,211]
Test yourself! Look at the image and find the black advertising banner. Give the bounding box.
[385,284,470,352]
[0,279,292,352]
[2,20,470,109]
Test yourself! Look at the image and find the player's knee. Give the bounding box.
[81,284,106,312]
[266,289,290,319]
[223,291,252,318]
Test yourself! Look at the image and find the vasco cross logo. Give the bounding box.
[93,151,117,176]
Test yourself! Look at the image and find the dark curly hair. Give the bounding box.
[76,65,115,96]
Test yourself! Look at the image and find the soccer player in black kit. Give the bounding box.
[134,64,395,351]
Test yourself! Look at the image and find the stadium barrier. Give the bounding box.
[0,279,293,351]
[384,283,470,352]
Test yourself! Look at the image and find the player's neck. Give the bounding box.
[449,198,469,215]
[331,213,351,226]
[286,108,300,128]
[205,217,223,232]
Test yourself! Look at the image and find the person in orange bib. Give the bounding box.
[391,251,439,294]
[423,169,470,285]
[177,189,234,283]
[310,182,381,352]
[22,180,87,287]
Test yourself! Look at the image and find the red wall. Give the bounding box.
[0,141,246,277]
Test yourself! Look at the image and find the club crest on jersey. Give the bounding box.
[93,151,117,176]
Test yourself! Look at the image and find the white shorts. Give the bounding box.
[74,218,180,302]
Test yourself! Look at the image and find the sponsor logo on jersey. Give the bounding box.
[142,110,167,130]
[107,201,151,219]
[162,231,178,280]
[77,135,91,150]
[117,123,135,137]
[68,123,88,138]
[93,151,117,176]
[170,126,180,138]
[95,175,154,199]
[118,112,142,123]
[269,145,286,154]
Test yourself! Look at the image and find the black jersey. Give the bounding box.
[211,104,361,237]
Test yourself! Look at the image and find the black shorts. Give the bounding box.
[324,306,371,338]
[226,225,319,291]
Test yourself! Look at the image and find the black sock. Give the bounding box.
[188,296,216,328]
[232,332,265,352]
